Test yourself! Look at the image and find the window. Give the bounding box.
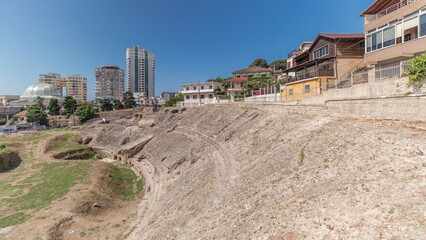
[209,94,213,99]
[304,85,311,93]
[313,45,329,59]
[358,41,365,49]
[193,87,196,90]
[200,95,205,99]
[201,86,204,90]
[367,36,372,52]
[186,95,190,99]
[288,89,293,95]
[209,85,213,89]
[373,32,383,50]
[192,95,197,99]
[383,26,395,47]
[420,13,426,37]
[186,87,189,91]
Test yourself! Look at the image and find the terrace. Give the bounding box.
[363,0,417,24]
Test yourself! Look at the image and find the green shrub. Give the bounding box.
[405,53,426,84]
[217,95,230,99]
[233,94,246,99]
[0,118,7,125]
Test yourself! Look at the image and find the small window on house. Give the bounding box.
[209,85,213,89]
[313,45,329,59]
[193,87,196,90]
[304,85,311,93]
[201,95,205,99]
[209,94,213,99]
[201,86,204,90]
[288,89,293,95]
[186,87,189,91]
[186,95,190,99]
[193,95,197,99]
[358,41,365,49]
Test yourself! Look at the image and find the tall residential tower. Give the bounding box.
[126,46,156,98]
[95,65,125,100]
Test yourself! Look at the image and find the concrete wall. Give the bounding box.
[296,76,426,105]
[326,96,426,121]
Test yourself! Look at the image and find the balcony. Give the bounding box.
[286,69,335,83]
[364,0,417,24]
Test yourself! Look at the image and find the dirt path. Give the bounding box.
[175,127,237,188]
[126,153,167,239]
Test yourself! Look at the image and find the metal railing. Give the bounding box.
[375,61,407,80]
[288,69,335,82]
[326,68,369,90]
[364,0,417,24]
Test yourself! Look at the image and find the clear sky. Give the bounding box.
[0,0,372,100]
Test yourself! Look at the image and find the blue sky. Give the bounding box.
[0,0,372,100]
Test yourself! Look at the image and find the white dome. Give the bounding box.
[22,83,61,99]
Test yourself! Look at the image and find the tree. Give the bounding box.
[164,93,184,107]
[213,87,226,96]
[405,53,426,84]
[63,96,77,114]
[99,99,113,111]
[35,97,45,110]
[47,99,60,116]
[113,100,123,110]
[0,118,7,125]
[249,58,269,68]
[26,107,49,126]
[269,59,287,70]
[74,104,95,124]
[123,92,136,109]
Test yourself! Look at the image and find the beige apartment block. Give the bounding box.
[39,73,87,102]
[362,0,426,66]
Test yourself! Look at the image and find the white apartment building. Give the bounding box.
[95,65,124,100]
[126,46,156,98]
[181,82,222,107]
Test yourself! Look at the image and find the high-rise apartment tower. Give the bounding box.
[126,46,156,98]
[95,66,124,100]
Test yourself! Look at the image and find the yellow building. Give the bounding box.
[281,33,365,101]
[281,77,336,101]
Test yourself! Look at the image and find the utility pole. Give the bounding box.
[273,65,277,102]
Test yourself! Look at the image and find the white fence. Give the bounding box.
[375,61,407,80]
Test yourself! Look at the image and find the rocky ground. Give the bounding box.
[78,104,426,240]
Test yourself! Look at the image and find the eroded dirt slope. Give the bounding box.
[84,105,426,240]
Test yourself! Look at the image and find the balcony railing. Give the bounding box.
[287,69,335,83]
[364,0,417,24]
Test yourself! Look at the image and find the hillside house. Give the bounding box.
[227,77,249,96]
[181,82,222,107]
[281,33,365,101]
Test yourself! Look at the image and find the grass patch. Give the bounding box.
[299,148,305,166]
[0,144,11,154]
[79,232,86,237]
[0,212,31,228]
[0,162,91,212]
[46,134,84,152]
[109,164,143,200]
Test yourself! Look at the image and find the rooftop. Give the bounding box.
[232,67,272,75]
[228,77,249,83]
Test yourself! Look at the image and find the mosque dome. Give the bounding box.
[21,83,62,102]
[22,83,61,99]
